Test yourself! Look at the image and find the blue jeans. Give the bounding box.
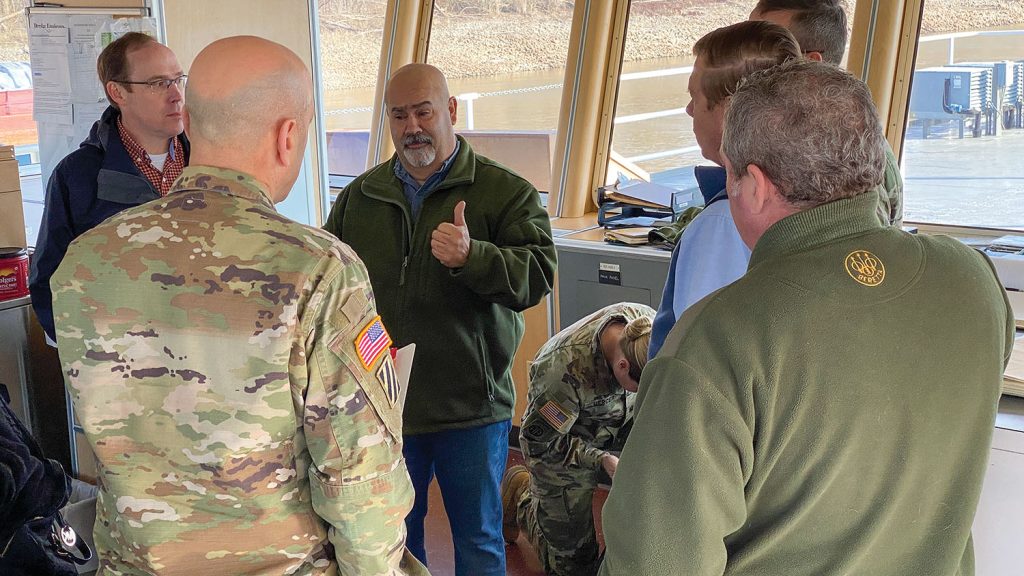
[403,419,511,576]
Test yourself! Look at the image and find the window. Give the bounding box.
[317,0,388,184]
[0,0,37,247]
[609,0,858,193]
[426,0,575,196]
[901,2,1024,230]
[0,0,32,147]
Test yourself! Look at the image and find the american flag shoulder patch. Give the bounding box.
[376,355,400,408]
[538,400,572,431]
[354,315,392,370]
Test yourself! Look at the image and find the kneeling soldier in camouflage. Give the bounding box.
[502,303,654,576]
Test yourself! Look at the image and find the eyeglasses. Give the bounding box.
[115,75,187,93]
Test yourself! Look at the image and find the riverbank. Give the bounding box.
[317,0,1024,90]
[1,0,1024,91]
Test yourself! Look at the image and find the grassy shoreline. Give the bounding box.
[1,0,1024,92]
[318,0,1024,90]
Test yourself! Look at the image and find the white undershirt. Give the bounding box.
[148,152,168,170]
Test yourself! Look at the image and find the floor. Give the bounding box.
[421,450,608,576]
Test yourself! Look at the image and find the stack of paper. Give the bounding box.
[1004,337,1024,398]
[604,226,653,246]
[603,175,678,209]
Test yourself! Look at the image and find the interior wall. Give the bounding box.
[512,301,551,425]
[162,0,325,225]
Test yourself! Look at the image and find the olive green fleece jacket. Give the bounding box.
[323,136,556,434]
[600,190,1014,576]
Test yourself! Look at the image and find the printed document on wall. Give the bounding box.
[28,13,69,47]
[69,15,109,104]
[30,47,72,126]
[29,13,73,126]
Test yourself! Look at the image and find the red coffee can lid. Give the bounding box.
[0,247,28,259]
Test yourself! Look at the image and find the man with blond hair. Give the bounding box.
[648,20,802,358]
[501,303,654,576]
[601,59,1012,576]
[53,36,425,575]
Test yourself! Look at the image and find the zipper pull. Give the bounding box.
[400,256,409,285]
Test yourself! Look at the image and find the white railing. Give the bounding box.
[625,146,701,163]
[613,107,686,125]
[919,29,1024,65]
[323,30,1024,167]
[619,66,693,81]
[322,65,698,165]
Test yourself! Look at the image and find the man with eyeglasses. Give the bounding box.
[31,32,190,343]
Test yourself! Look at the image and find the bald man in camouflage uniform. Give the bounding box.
[52,36,425,575]
[504,302,654,576]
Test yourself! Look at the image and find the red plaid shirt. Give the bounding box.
[117,117,185,196]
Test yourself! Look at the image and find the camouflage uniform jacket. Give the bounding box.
[878,142,904,227]
[519,303,655,483]
[52,166,425,576]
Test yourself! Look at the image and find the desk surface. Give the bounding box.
[551,214,599,234]
[998,395,1024,433]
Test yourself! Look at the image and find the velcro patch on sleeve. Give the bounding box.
[340,291,370,325]
[353,315,392,370]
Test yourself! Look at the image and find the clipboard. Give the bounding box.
[393,343,415,409]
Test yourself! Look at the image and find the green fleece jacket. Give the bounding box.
[600,190,1014,576]
[324,136,556,434]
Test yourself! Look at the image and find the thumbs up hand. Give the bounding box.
[432,200,471,268]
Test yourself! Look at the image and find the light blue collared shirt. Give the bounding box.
[393,140,461,221]
[648,166,752,359]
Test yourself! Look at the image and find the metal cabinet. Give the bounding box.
[0,294,71,470]
[0,296,32,425]
[554,234,671,329]
[973,398,1024,576]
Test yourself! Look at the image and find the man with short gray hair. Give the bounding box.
[749,0,904,226]
[721,58,885,218]
[749,0,847,64]
[600,59,1013,576]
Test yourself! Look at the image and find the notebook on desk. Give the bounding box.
[1007,290,1024,329]
[603,226,653,246]
[1005,335,1024,398]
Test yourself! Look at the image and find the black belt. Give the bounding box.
[50,512,92,565]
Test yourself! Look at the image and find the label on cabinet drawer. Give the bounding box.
[599,262,621,286]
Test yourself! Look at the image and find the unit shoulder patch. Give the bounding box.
[375,355,400,408]
[845,250,885,287]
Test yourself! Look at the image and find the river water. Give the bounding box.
[322,26,1024,229]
